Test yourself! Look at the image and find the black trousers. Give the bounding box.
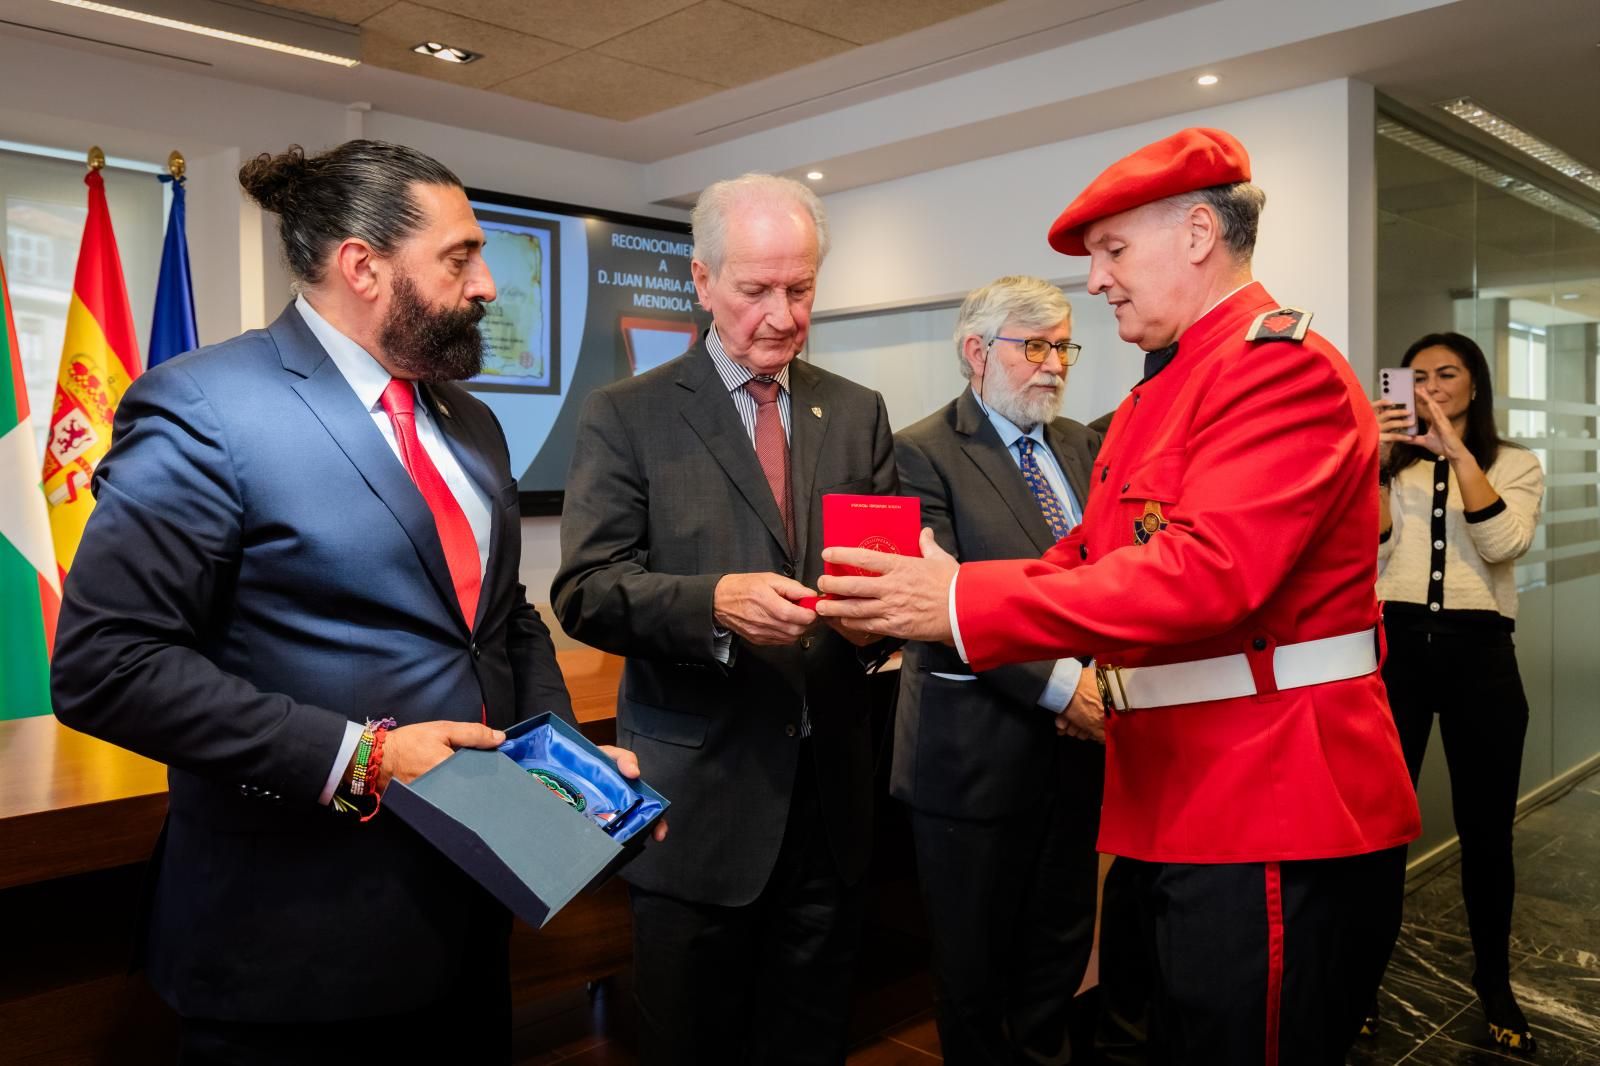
[1093,856,1152,1065]
[628,747,864,1066]
[1381,624,1529,989]
[176,913,512,1065]
[1114,851,1404,1066]
[908,738,1103,1065]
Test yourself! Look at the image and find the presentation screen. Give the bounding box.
[464,188,709,515]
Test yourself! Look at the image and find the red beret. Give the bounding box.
[1047,128,1251,256]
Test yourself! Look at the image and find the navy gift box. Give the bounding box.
[385,712,669,928]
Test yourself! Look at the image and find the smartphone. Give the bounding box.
[1378,367,1418,437]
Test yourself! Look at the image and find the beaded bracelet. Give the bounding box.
[358,718,398,824]
[348,728,377,797]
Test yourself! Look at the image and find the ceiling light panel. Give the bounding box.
[1378,117,1600,235]
[1438,98,1600,195]
[45,0,361,67]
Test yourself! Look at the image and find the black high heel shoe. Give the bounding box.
[1477,980,1536,1055]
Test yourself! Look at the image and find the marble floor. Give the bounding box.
[511,769,1600,1064]
[1347,769,1600,1065]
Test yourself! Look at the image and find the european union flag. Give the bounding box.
[148,174,197,367]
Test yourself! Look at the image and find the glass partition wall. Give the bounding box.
[1376,106,1600,861]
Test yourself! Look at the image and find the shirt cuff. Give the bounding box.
[712,624,734,665]
[319,720,365,806]
[1038,658,1085,713]
[949,568,969,664]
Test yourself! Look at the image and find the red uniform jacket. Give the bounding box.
[955,283,1420,863]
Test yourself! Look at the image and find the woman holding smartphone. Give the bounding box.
[1370,331,1545,1054]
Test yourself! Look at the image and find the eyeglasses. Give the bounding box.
[990,336,1082,366]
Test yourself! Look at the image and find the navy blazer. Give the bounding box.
[51,304,572,1021]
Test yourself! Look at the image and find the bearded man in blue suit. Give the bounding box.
[51,141,652,1064]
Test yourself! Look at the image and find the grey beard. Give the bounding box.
[986,373,1064,429]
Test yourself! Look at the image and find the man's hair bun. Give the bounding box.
[237,146,312,215]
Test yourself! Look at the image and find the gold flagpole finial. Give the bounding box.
[86,146,106,172]
[167,150,186,180]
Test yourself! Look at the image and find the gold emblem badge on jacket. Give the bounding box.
[1134,501,1168,544]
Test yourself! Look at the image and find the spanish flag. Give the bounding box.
[41,169,141,579]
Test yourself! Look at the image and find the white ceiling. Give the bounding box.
[1,0,1595,207]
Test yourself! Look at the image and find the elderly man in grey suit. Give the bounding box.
[552,173,896,1065]
[892,276,1106,1065]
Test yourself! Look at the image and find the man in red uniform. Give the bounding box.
[818,128,1421,1063]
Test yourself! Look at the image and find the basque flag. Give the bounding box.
[148,173,198,367]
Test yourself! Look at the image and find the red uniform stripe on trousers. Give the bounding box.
[1264,861,1284,1066]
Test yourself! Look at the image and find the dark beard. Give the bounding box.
[378,272,487,382]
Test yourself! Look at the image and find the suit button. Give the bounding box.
[1252,637,1267,651]
[470,642,481,659]
[781,563,795,577]
[1121,482,1131,493]
[800,637,813,650]
[785,724,798,737]
[1100,466,1109,482]
[1079,544,1088,561]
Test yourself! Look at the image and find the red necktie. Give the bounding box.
[744,376,794,551]
[380,379,482,631]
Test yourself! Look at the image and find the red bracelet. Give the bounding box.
[359,726,391,824]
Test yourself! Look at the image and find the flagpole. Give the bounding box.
[149,149,199,368]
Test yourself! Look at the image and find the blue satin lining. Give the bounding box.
[499,725,662,843]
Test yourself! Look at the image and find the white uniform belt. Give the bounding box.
[1096,628,1378,712]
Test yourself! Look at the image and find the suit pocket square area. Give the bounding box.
[929,672,978,682]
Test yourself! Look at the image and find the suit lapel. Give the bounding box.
[788,360,830,566]
[270,307,468,634]
[676,345,792,558]
[421,382,503,632]
[1045,420,1091,509]
[954,390,1057,555]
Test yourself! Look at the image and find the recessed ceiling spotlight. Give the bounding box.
[1560,292,1582,300]
[1438,98,1600,195]
[412,41,481,64]
[1196,74,1219,86]
[806,171,824,181]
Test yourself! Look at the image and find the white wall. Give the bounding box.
[817,79,1373,357]
[804,79,1376,434]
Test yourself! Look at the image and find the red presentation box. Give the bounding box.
[796,494,922,609]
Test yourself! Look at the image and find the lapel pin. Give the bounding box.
[436,399,451,419]
[811,406,823,418]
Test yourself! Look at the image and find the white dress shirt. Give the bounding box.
[295,295,493,803]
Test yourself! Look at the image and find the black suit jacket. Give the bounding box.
[50,304,572,1021]
[891,389,1102,819]
[552,340,896,906]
